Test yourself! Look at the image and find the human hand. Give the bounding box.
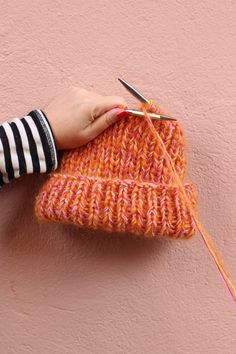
[44,86,128,150]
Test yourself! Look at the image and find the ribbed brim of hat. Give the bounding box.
[35,173,197,239]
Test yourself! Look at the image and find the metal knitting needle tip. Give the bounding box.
[124,109,177,121]
[118,78,150,105]
[159,115,177,121]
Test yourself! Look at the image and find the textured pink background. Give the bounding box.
[0,1,236,353]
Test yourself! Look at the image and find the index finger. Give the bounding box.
[92,95,128,118]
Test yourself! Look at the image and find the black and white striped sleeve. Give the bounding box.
[0,109,58,187]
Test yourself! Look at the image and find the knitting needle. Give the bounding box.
[118,78,177,121]
[125,109,177,121]
[118,78,150,105]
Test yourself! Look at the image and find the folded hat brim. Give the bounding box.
[35,173,197,239]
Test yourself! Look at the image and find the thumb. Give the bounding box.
[85,107,126,141]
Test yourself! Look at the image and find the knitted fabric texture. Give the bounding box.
[35,116,197,239]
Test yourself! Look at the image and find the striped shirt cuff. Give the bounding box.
[0,109,58,186]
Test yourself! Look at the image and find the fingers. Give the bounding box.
[92,95,127,118]
[83,107,124,143]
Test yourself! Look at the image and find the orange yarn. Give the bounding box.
[141,101,236,303]
[35,99,236,302]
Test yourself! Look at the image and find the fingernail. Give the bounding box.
[116,111,129,120]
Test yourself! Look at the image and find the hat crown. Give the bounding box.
[60,118,186,184]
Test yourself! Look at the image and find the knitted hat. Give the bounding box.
[35,115,197,239]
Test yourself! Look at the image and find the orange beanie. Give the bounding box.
[35,115,197,239]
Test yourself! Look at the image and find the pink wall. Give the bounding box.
[0,1,236,353]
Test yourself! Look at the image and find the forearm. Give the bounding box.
[0,109,58,187]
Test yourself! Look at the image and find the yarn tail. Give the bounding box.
[142,105,236,303]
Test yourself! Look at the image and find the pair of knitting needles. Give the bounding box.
[118,78,176,121]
